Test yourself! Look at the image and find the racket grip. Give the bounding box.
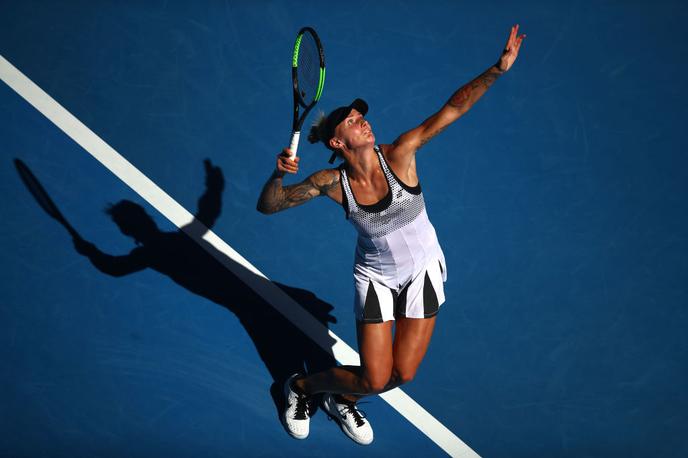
[289,131,301,158]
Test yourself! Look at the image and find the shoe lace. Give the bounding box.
[341,400,368,428]
[293,393,310,420]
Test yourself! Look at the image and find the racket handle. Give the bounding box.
[63,221,80,239]
[289,131,301,159]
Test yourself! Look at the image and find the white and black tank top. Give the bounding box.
[339,145,445,288]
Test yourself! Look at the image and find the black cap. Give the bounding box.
[321,98,368,163]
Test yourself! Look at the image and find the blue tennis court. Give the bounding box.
[2,1,686,457]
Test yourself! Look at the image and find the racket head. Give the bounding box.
[14,158,78,237]
[292,27,326,116]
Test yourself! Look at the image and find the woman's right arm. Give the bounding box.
[257,148,340,214]
[74,238,148,277]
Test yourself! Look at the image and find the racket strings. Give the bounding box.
[296,33,321,105]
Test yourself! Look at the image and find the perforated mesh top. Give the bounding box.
[340,146,425,239]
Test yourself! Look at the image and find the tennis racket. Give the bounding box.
[289,26,326,159]
[14,158,80,239]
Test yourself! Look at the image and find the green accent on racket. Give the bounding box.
[315,67,326,101]
[292,34,303,68]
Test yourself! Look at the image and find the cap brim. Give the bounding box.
[349,98,368,116]
[329,98,369,130]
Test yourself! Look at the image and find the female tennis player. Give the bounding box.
[258,25,525,444]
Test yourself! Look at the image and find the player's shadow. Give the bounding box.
[64,159,337,420]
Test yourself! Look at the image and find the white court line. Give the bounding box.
[1,54,479,458]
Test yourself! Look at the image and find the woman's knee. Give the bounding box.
[391,366,416,386]
[360,371,391,394]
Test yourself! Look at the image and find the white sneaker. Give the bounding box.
[282,374,311,439]
[321,393,374,445]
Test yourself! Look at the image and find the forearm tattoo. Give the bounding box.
[414,66,502,150]
[447,66,502,111]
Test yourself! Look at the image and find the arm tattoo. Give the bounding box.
[315,172,340,195]
[280,181,321,209]
[257,171,339,214]
[448,86,471,109]
[420,126,447,147]
[412,66,502,150]
[447,66,502,111]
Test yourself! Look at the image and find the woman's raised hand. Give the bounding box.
[497,24,526,73]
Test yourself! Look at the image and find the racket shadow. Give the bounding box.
[14,158,81,240]
[67,159,337,424]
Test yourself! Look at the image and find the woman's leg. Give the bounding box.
[292,315,436,397]
[387,315,437,390]
[331,316,437,402]
[293,320,394,397]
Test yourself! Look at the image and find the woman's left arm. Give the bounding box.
[390,24,525,159]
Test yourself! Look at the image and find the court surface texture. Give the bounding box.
[1,2,686,457]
